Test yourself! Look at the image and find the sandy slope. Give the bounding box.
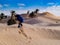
[0,23,60,45]
[0,12,60,45]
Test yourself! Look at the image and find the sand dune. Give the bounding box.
[0,23,60,45]
[0,12,60,45]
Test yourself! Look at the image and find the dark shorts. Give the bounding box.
[17,19,23,23]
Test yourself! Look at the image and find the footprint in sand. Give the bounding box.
[18,30,32,40]
[26,37,32,44]
[29,37,32,39]
[18,31,21,34]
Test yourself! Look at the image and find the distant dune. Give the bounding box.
[0,12,60,23]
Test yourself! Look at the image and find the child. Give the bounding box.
[15,14,24,28]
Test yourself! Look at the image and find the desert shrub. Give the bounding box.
[4,16,7,19]
[7,10,16,25]
[0,13,7,20]
[29,12,35,18]
[7,19,16,25]
[0,13,4,19]
[34,9,39,14]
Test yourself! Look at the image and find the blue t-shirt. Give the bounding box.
[16,14,24,23]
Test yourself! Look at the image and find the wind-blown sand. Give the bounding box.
[0,23,60,45]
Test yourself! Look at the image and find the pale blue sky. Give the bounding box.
[0,0,60,16]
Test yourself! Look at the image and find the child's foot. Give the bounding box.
[18,25,20,28]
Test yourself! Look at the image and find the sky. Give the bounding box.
[0,0,60,16]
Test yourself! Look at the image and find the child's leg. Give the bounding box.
[18,22,21,28]
[21,23,23,27]
[18,21,23,28]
